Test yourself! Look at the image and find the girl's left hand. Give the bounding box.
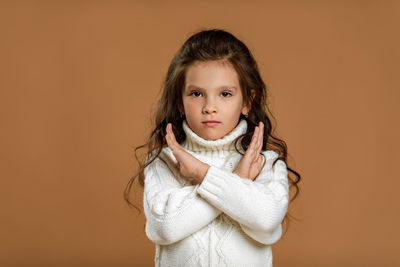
[165,123,210,184]
[233,121,264,180]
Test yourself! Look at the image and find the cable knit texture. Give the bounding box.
[143,119,289,267]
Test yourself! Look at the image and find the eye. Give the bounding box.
[190,91,203,97]
[220,91,232,97]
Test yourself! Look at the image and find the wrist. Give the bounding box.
[232,169,250,180]
[196,163,210,182]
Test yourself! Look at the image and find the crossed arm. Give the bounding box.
[164,122,265,183]
[143,122,289,245]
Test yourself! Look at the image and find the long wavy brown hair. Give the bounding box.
[124,28,301,238]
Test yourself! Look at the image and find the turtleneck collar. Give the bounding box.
[181,119,247,156]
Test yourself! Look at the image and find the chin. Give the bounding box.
[201,133,222,141]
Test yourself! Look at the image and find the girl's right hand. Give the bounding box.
[165,123,210,184]
[233,122,264,181]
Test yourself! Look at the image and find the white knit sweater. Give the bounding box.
[143,119,289,267]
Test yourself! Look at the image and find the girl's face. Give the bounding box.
[180,60,250,141]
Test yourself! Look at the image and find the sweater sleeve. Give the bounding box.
[196,151,289,245]
[143,156,223,245]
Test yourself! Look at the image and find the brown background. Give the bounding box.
[1,0,399,266]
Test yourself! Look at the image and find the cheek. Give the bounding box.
[183,99,200,115]
[228,99,244,113]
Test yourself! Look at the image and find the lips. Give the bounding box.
[202,120,220,127]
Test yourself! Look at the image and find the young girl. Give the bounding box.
[125,28,301,267]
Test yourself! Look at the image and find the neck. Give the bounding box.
[181,119,248,157]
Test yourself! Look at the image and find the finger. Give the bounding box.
[252,125,261,154]
[257,154,263,165]
[246,126,257,154]
[255,155,264,177]
[249,155,263,180]
[253,122,261,151]
[246,126,258,156]
[165,124,171,146]
[254,154,263,169]
[167,124,180,147]
[166,124,177,151]
[256,122,264,154]
[259,122,264,144]
[253,147,263,166]
[254,123,261,151]
[166,124,175,143]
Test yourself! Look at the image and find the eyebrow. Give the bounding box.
[185,84,238,91]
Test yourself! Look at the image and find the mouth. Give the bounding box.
[202,120,220,127]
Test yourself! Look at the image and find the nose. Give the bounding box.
[202,98,217,114]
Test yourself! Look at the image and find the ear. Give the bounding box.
[241,89,255,115]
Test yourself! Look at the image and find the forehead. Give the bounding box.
[184,60,240,91]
